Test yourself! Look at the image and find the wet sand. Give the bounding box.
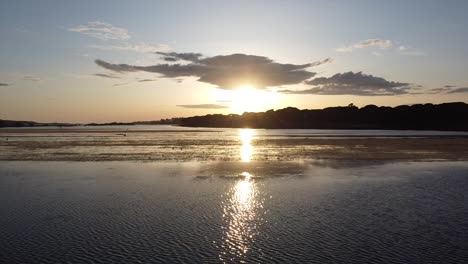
[1,128,468,161]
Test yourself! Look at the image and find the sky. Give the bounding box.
[1,0,468,123]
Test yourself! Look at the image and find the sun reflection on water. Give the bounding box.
[218,171,267,262]
[218,129,265,261]
[239,129,255,162]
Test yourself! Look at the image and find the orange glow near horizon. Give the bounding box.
[214,85,279,114]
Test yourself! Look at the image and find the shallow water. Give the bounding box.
[2,126,468,161]
[1,160,467,263]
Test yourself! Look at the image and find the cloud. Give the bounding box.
[137,79,157,82]
[0,83,12,86]
[280,71,411,96]
[309,57,334,67]
[23,75,42,82]
[94,59,139,72]
[156,52,203,62]
[68,21,130,40]
[177,104,229,109]
[336,39,392,52]
[90,43,170,53]
[95,53,317,89]
[398,46,425,56]
[429,86,468,94]
[448,87,468,93]
[112,83,128,87]
[94,73,121,79]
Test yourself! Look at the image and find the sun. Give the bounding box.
[215,85,279,113]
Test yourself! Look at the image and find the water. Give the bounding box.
[1,160,467,263]
[2,126,468,161]
[3,124,468,136]
[1,127,468,263]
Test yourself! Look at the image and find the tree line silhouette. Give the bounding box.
[2,102,467,131]
[179,102,468,131]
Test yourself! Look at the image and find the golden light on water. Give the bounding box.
[218,129,265,261]
[220,172,264,261]
[233,173,254,211]
[239,129,255,162]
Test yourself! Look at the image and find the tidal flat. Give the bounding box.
[1,126,468,263]
[1,126,468,161]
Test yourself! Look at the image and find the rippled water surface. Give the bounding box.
[1,160,467,263]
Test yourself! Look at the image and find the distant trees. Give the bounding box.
[179,102,468,131]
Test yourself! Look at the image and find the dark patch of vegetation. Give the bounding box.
[179,102,468,131]
[3,102,467,131]
[0,119,77,127]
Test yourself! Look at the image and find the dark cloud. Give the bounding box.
[156,52,203,62]
[447,87,468,94]
[137,79,157,82]
[427,87,451,94]
[95,53,316,89]
[310,58,334,67]
[0,83,12,86]
[280,71,411,96]
[112,83,128,87]
[428,86,468,94]
[161,57,177,62]
[94,73,121,79]
[177,104,229,109]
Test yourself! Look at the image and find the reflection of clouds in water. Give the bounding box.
[219,172,265,262]
[240,129,255,162]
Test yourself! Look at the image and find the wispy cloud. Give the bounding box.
[429,86,468,94]
[448,87,468,93]
[23,75,42,82]
[90,43,170,53]
[68,21,130,40]
[309,57,334,67]
[280,71,411,96]
[398,45,425,56]
[336,39,392,52]
[95,53,317,89]
[337,39,425,56]
[112,83,128,87]
[177,104,229,109]
[0,83,12,86]
[137,79,157,82]
[94,73,121,79]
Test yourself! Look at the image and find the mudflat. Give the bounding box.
[1,127,468,161]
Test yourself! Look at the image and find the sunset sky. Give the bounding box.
[1,0,468,123]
